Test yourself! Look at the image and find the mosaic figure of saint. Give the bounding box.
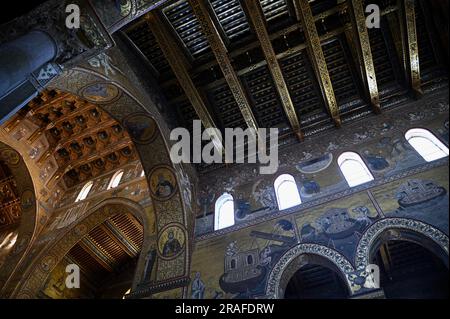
[155,173,174,198]
[162,230,182,257]
[191,272,205,299]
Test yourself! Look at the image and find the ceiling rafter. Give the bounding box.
[399,0,422,98]
[347,0,381,113]
[162,5,398,95]
[99,223,136,258]
[187,0,259,134]
[124,214,145,240]
[294,0,341,127]
[104,219,141,255]
[161,3,347,89]
[60,214,144,295]
[243,0,303,141]
[202,25,347,91]
[122,0,445,175]
[78,238,115,273]
[146,10,224,153]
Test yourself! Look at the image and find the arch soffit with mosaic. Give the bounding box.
[46,66,194,290]
[265,243,356,299]
[11,197,150,298]
[355,217,450,271]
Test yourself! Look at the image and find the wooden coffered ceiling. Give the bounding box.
[60,213,143,297]
[124,0,447,172]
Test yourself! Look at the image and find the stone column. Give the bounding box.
[0,30,57,98]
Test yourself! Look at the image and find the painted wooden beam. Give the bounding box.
[79,238,115,273]
[294,0,341,127]
[399,0,422,98]
[188,0,259,134]
[146,11,224,153]
[347,0,381,113]
[243,0,303,141]
[100,223,137,258]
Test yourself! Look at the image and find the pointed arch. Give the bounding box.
[107,169,124,190]
[75,181,94,202]
[11,198,152,298]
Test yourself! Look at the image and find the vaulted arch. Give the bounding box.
[4,43,196,298]
[355,218,449,271]
[12,198,152,298]
[265,243,355,298]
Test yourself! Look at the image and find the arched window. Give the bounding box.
[405,128,449,162]
[214,193,234,230]
[338,152,374,187]
[122,288,131,300]
[108,170,124,190]
[274,174,301,210]
[75,181,93,202]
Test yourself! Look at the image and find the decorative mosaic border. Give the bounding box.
[127,276,190,299]
[355,218,450,270]
[265,244,355,299]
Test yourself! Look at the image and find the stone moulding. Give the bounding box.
[265,243,355,299]
[355,217,449,270]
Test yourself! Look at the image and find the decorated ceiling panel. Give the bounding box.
[210,0,250,41]
[122,0,447,173]
[163,0,211,57]
[43,212,144,298]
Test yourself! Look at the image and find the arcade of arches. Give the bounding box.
[0,0,448,299]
